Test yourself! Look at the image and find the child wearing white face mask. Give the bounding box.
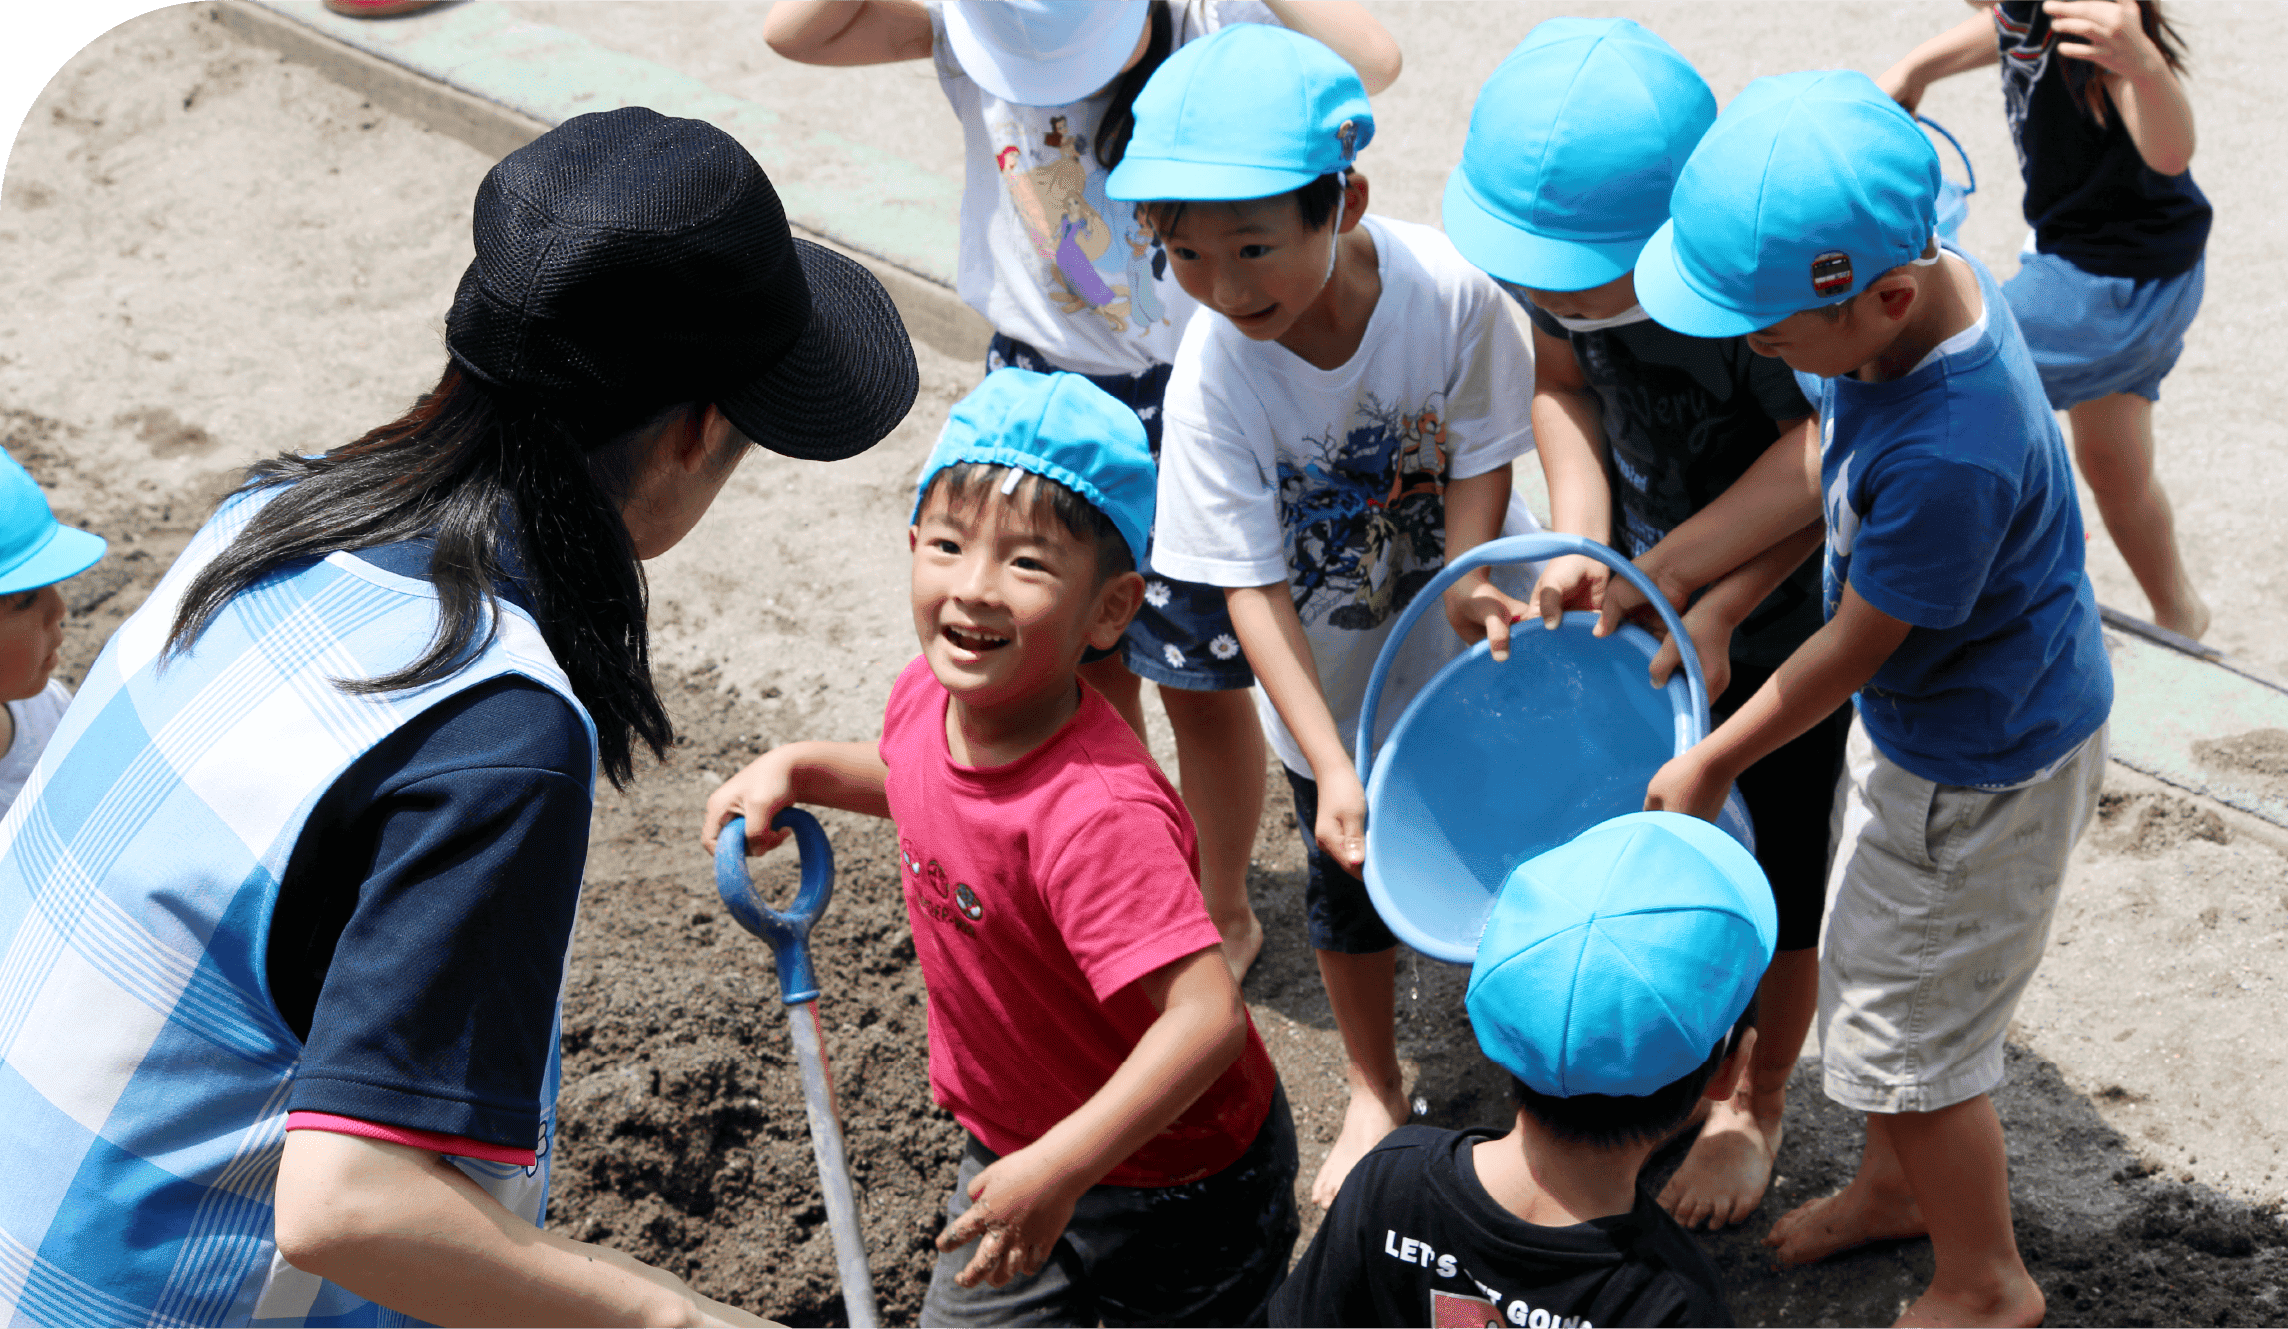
[1444,19,1844,1236]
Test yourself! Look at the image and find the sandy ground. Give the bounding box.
[5,5,2288,1325]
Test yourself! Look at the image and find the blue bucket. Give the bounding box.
[1354,534,1754,964]
[1918,114,1977,248]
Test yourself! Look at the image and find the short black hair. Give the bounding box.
[1134,171,1347,242]
[1509,995,1761,1151]
[916,462,1135,583]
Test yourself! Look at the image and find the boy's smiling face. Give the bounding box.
[0,585,64,703]
[1157,193,1346,346]
[909,474,1137,719]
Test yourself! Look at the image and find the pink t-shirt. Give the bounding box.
[880,657,1276,1187]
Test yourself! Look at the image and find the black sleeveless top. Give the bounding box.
[1995,1,2210,280]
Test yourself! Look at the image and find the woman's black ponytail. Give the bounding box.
[167,364,684,787]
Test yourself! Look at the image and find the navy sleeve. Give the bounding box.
[274,674,593,1149]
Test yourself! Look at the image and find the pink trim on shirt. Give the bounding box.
[284,1111,536,1166]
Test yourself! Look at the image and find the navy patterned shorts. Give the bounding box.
[986,335,1253,691]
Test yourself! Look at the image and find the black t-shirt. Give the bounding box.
[1996,1,2210,279]
[1272,1126,1732,1328]
[1526,303,1821,673]
[268,539,593,1149]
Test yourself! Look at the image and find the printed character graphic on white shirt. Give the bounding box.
[1281,394,1451,631]
[993,116,1133,331]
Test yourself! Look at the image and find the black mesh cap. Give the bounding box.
[445,106,918,459]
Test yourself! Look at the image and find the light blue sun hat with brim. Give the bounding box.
[943,1,1151,107]
[1443,18,1716,293]
[1635,69,1940,339]
[913,368,1154,570]
[0,448,104,596]
[1104,23,1372,202]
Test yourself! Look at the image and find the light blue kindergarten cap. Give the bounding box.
[0,448,105,596]
[1635,69,1941,339]
[1466,811,1777,1098]
[912,368,1154,570]
[942,1,1149,107]
[1443,18,1716,293]
[1104,23,1372,202]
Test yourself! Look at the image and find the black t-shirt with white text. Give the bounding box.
[1271,1126,1731,1329]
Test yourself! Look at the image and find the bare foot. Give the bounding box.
[1763,1179,1926,1266]
[2155,583,2211,643]
[1895,1271,2046,1327]
[1658,1090,1783,1230]
[1215,910,1264,984]
[1311,1084,1410,1207]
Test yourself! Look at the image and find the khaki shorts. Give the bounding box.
[1818,718,2107,1114]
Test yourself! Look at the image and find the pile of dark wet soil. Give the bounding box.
[551,671,960,1326]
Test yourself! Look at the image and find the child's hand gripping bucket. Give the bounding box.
[1353,534,1754,964]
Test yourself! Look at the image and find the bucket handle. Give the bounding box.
[716,809,837,1005]
[1916,113,1976,196]
[1354,533,1711,790]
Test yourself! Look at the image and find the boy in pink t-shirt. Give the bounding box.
[705,368,1294,1325]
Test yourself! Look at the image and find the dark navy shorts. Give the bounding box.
[987,335,1253,692]
[1284,766,1398,955]
[920,1081,1299,1327]
[2003,250,2204,409]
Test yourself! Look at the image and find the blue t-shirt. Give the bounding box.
[1796,249,2111,787]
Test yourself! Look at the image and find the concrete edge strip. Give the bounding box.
[210,0,990,363]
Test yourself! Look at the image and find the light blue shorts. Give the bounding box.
[2002,249,2204,410]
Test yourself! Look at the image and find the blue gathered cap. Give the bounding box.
[1466,811,1777,1098]
[1635,69,1941,338]
[1443,18,1716,293]
[912,369,1154,570]
[1104,23,1373,202]
[0,448,105,597]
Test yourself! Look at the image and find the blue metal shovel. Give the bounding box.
[716,809,878,1329]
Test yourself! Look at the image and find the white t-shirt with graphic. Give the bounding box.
[0,678,71,815]
[1154,216,1539,776]
[930,0,1274,378]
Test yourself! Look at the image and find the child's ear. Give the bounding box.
[1704,1026,1758,1103]
[1338,172,1370,234]
[1090,570,1147,649]
[908,526,919,553]
[1871,272,1920,324]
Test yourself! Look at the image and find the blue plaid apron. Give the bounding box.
[0,488,594,1327]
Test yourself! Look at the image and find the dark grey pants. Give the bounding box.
[919,1082,1299,1327]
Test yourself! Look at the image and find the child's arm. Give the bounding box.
[1440,465,1532,662]
[1646,582,1911,822]
[1226,583,1365,872]
[701,740,890,855]
[1595,416,1821,639]
[275,1132,771,1326]
[761,0,932,66]
[2050,0,2196,174]
[935,946,1247,1288]
[1877,9,2001,111]
[1525,327,1616,629]
[1259,1,1404,95]
[1641,520,1826,703]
